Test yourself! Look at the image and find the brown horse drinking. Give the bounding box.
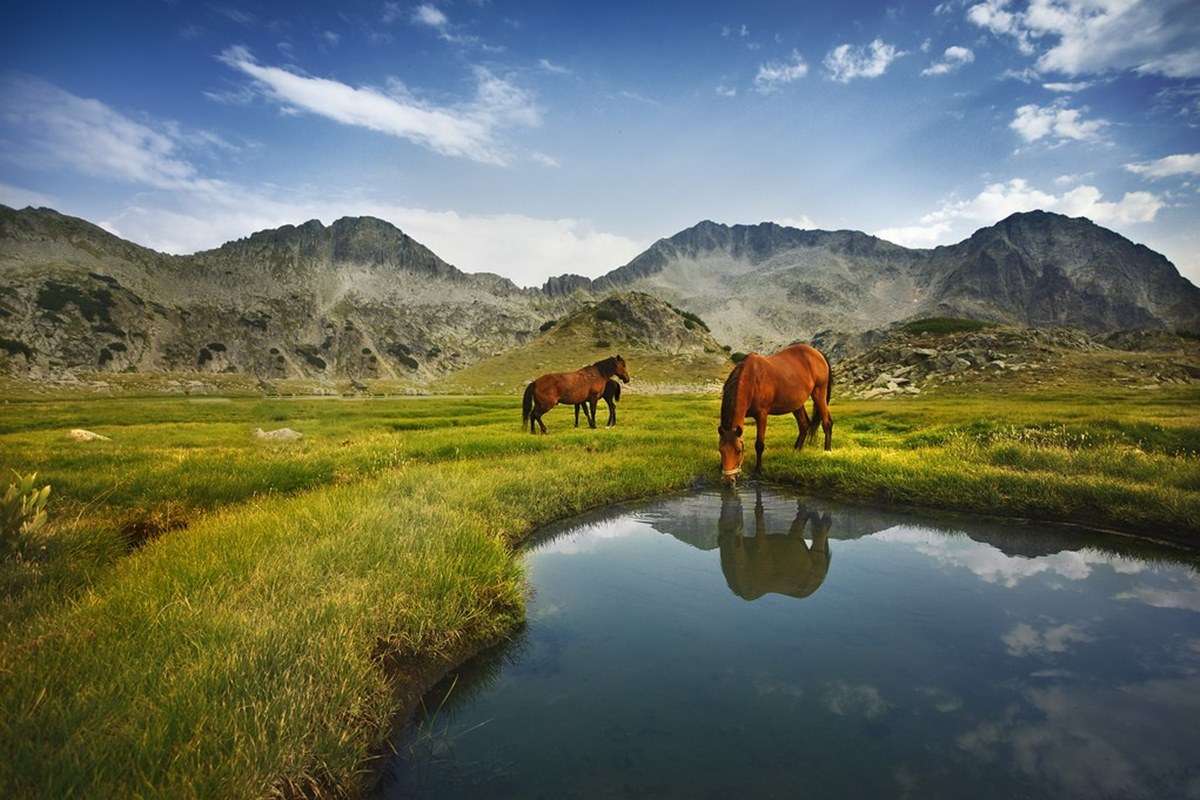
[523,356,631,433]
[575,379,622,428]
[718,343,832,482]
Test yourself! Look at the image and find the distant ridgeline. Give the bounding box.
[1,204,1197,383]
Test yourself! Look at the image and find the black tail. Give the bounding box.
[826,361,833,405]
[612,381,622,403]
[522,382,535,426]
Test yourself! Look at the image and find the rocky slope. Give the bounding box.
[549,212,1200,351]
[0,206,572,383]
[833,323,1200,399]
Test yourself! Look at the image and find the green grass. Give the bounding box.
[901,316,994,335]
[0,387,1198,797]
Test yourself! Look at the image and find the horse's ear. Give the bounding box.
[734,426,743,437]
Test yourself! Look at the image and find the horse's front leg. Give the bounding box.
[753,413,768,475]
[574,404,580,427]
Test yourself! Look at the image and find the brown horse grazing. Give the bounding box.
[718,343,832,482]
[523,355,630,433]
[575,379,622,428]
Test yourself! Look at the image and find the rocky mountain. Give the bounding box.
[0,206,572,383]
[548,212,1200,351]
[1,204,1196,385]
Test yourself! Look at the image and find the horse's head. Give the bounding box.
[612,355,631,384]
[717,424,744,483]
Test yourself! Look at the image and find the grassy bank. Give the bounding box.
[1,387,1198,797]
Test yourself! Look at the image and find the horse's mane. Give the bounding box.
[592,356,618,377]
[720,361,745,430]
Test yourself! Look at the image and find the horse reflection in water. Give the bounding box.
[718,486,832,601]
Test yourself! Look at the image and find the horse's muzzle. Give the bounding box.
[721,467,741,483]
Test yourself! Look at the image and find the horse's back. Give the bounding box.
[771,343,829,382]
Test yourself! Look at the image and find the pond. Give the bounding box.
[376,486,1200,799]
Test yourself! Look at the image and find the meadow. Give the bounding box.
[1,386,1198,798]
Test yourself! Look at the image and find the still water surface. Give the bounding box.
[378,486,1200,799]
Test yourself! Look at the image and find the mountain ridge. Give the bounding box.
[1,204,1197,383]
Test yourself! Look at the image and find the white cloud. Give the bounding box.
[0,76,226,193]
[715,84,738,97]
[875,221,954,248]
[824,682,889,718]
[1009,101,1106,143]
[753,50,809,93]
[967,0,1035,54]
[1003,622,1094,657]
[967,0,1200,79]
[1115,584,1200,612]
[410,3,448,28]
[1042,80,1091,92]
[922,45,975,76]
[218,47,540,165]
[0,77,636,286]
[321,30,340,47]
[537,58,571,75]
[873,526,1147,587]
[721,23,749,38]
[0,181,57,209]
[1125,153,1200,179]
[923,178,1163,227]
[1053,172,1092,185]
[771,215,817,229]
[823,39,906,82]
[529,151,560,167]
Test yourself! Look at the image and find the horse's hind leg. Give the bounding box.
[813,386,833,451]
[606,398,616,427]
[793,407,811,450]
[587,398,598,429]
[574,404,580,427]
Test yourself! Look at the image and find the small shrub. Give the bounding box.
[731,352,748,363]
[2,472,50,558]
[595,340,611,349]
[594,307,619,323]
[722,345,732,352]
[539,319,557,332]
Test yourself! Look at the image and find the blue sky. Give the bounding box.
[2,0,1199,286]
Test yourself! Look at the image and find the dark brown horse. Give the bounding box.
[523,355,630,433]
[718,343,832,482]
[575,379,622,428]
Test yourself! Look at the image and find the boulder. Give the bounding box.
[254,428,303,441]
[68,429,110,442]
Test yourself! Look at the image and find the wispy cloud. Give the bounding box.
[754,50,809,93]
[217,46,540,165]
[0,181,57,209]
[1010,101,1107,144]
[1042,80,1091,93]
[0,75,227,193]
[537,58,571,75]
[1125,153,1200,179]
[823,39,905,82]
[922,45,974,76]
